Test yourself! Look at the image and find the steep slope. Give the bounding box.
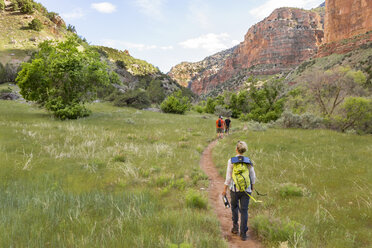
[167,46,237,88]
[169,7,325,95]
[0,0,68,82]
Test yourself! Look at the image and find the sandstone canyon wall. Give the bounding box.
[324,0,372,43]
[189,8,324,94]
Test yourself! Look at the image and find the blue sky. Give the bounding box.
[36,0,324,72]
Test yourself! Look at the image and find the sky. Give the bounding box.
[36,0,324,73]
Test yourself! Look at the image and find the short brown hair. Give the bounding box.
[236,141,247,154]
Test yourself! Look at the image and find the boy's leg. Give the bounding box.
[239,192,250,236]
[230,191,239,233]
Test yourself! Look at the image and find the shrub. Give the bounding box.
[19,0,34,14]
[28,18,43,31]
[0,0,5,11]
[185,189,207,209]
[113,89,151,109]
[252,215,305,246]
[276,111,324,129]
[246,121,267,132]
[214,105,232,117]
[205,97,216,114]
[279,183,304,197]
[161,90,190,114]
[10,0,19,11]
[32,2,47,14]
[194,105,204,114]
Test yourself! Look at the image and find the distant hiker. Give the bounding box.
[216,116,225,139]
[222,141,256,241]
[224,117,231,134]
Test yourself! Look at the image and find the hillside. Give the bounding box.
[167,46,237,88]
[0,0,68,82]
[169,7,325,95]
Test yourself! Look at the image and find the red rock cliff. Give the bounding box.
[190,8,324,95]
[324,0,372,43]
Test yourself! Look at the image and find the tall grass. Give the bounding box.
[212,128,372,247]
[0,101,227,247]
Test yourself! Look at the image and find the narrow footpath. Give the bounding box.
[200,140,262,248]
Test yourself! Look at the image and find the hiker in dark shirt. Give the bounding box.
[224,117,231,135]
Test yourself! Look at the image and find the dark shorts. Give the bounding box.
[216,128,224,133]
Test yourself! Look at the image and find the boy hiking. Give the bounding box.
[216,116,225,139]
[224,117,231,134]
[222,141,256,241]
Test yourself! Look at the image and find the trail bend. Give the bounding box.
[200,140,262,248]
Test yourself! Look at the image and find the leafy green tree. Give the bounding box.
[247,80,286,123]
[205,97,216,114]
[161,90,190,114]
[113,89,151,109]
[17,36,110,119]
[28,18,43,31]
[337,97,372,133]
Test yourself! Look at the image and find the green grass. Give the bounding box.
[213,128,372,248]
[0,101,227,247]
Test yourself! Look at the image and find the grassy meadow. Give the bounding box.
[213,128,372,248]
[0,101,226,247]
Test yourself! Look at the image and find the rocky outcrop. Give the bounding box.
[189,7,324,94]
[324,0,372,43]
[317,0,372,57]
[167,46,236,88]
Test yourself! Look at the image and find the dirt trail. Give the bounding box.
[200,140,262,248]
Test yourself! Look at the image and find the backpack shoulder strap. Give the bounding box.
[231,156,252,164]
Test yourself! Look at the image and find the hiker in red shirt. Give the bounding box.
[216,116,225,139]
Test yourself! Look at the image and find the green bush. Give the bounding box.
[279,183,304,197]
[336,97,372,133]
[28,18,43,31]
[44,98,91,120]
[214,105,232,117]
[185,189,207,209]
[32,2,47,14]
[194,105,204,114]
[252,215,305,246]
[113,89,151,109]
[10,0,19,11]
[0,0,5,11]
[161,90,190,114]
[276,111,324,129]
[19,0,34,14]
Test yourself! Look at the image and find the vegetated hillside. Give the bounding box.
[169,7,325,95]
[0,0,68,82]
[93,46,193,107]
[167,46,237,88]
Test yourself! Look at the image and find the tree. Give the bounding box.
[247,80,286,123]
[28,18,43,31]
[305,67,366,117]
[205,97,216,114]
[17,36,110,119]
[161,90,190,114]
[337,97,372,133]
[67,24,77,33]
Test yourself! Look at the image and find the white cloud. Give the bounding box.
[91,2,117,14]
[179,33,234,53]
[101,40,174,52]
[250,0,323,20]
[61,8,85,20]
[134,0,166,19]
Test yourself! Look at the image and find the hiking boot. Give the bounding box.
[231,226,238,234]
[240,232,248,241]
